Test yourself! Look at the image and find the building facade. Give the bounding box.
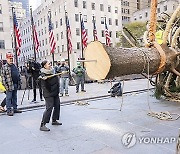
[121,0,151,23]
[132,0,179,22]
[0,0,12,59]
[19,0,122,69]
[9,0,29,16]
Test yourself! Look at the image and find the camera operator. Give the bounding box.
[27,58,43,102]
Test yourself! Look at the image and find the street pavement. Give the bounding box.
[0,78,153,110]
[0,79,180,154]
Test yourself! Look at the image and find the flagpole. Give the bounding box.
[30,6,36,61]
[65,11,71,81]
[48,9,55,67]
[79,12,85,68]
[92,15,96,41]
[104,16,108,46]
[12,7,19,68]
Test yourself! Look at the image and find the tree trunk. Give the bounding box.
[84,41,160,80]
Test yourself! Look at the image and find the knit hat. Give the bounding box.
[41,60,48,68]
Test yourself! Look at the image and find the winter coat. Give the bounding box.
[58,65,69,78]
[40,68,59,98]
[1,63,20,91]
[73,66,85,77]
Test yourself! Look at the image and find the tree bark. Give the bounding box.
[105,46,160,79]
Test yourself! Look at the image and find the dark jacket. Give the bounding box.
[40,68,59,98]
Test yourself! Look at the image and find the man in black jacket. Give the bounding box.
[27,58,43,102]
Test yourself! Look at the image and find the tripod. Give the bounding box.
[20,76,32,105]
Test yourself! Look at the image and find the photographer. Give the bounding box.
[72,62,86,93]
[27,58,43,102]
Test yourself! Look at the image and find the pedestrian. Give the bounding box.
[27,58,43,102]
[54,61,61,74]
[58,59,69,97]
[40,60,62,131]
[72,62,86,93]
[1,52,22,116]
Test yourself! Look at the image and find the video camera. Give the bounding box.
[27,58,41,73]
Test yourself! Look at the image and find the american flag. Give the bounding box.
[13,11,22,56]
[31,16,40,51]
[48,14,56,54]
[81,19,88,48]
[93,20,98,41]
[33,25,40,51]
[66,17,72,54]
[105,18,111,46]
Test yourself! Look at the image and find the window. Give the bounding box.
[38,20,40,26]
[76,28,80,36]
[0,22,3,31]
[44,16,46,22]
[42,40,44,46]
[115,7,118,13]
[116,31,119,38]
[157,8,160,13]
[62,45,64,52]
[83,1,87,9]
[91,3,95,10]
[41,29,43,35]
[74,0,78,7]
[45,38,48,45]
[61,32,63,39]
[101,17,105,24]
[41,18,43,24]
[109,31,112,37]
[75,14,79,22]
[83,15,87,22]
[164,5,167,11]
[44,27,47,34]
[0,40,5,49]
[101,30,105,37]
[115,19,118,26]
[145,12,148,17]
[56,21,58,28]
[60,18,63,26]
[108,6,111,12]
[0,4,2,14]
[77,42,80,49]
[57,33,59,41]
[100,4,104,11]
[109,18,112,25]
[57,46,60,53]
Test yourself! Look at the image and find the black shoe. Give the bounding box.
[40,99,44,101]
[65,93,69,96]
[14,109,22,113]
[31,99,36,102]
[7,111,13,116]
[59,94,63,97]
[52,120,62,125]
[81,90,86,92]
[40,125,50,131]
[76,90,79,93]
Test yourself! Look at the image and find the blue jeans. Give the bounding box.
[6,84,18,112]
[60,78,69,94]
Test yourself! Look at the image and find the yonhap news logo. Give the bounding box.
[122,132,177,148]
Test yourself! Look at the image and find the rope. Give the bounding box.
[146,53,180,121]
[177,129,180,154]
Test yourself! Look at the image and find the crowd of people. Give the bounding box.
[0,52,86,131]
